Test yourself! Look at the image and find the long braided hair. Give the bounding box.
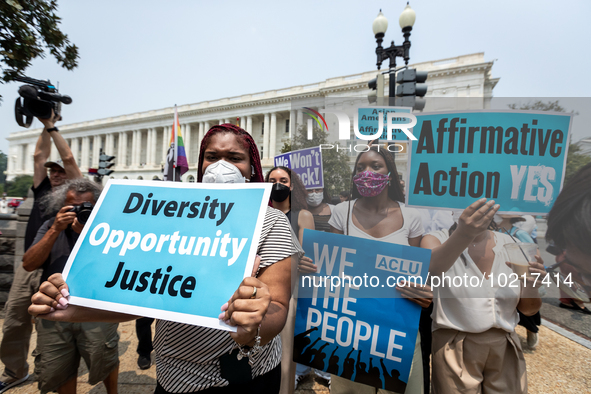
[265,166,308,210]
[197,124,264,183]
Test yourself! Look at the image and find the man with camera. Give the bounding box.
[22,178,119,394]
[0,110,82,393]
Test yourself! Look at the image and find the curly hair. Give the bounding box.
[546,162,591,254]
[197,124,264,183]
[40,178,102,216]
[265,166,308,210]
[350,146,404,202]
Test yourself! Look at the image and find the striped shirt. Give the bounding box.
[154,207,294,392]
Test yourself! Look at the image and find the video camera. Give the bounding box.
[14,76,72,128]
[68,202,94,224]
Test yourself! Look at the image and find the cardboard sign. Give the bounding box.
[63,180,271,331]
[274,146,323,189]
[357,107,412,140]
[406,110,573,214]
[294,230,431,390]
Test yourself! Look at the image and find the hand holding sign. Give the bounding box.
[395,282,433,308]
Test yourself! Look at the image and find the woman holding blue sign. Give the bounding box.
[328,145,432,394]
[421,199,545,394]
[29,124,295,394]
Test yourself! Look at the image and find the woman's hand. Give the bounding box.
[221,276,271,346]
[456,198,499,240]
[29,273,73,319]
[524,255,546,290]
[297,255,317,274]
[396,281,433,308]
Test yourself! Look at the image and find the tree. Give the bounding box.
[282,125,351,198]
[0,0,79,100]
[5,175,33,197]
[0,151,6,184]
[508,100,587,185]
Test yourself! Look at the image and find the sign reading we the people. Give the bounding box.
[274,146,323,189]
[294,230,431,391]
[63,180,271,331]
[406,111,573,214]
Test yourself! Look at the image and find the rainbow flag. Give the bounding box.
[163,105,189,181]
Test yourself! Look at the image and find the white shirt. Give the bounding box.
[328,200,424,245]
[429,230,521,333]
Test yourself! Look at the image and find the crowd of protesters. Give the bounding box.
[0,116,589,394]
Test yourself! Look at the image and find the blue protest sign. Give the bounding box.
[406,110,573,215]
[357,107,412,140]
[62,180,271,331]
[294,230,431,390]
[274,146,323,189]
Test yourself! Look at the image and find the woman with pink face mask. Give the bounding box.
[328,146,431,394]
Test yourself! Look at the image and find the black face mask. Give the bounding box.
[270,183,291,202]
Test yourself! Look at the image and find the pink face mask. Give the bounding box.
[353,170,390,197]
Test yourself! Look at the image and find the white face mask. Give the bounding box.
[202,160,246,184]
[306,191,323,207]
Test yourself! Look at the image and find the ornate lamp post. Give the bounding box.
[372,3,416,98]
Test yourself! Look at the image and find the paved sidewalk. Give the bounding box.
[0,319,589,393]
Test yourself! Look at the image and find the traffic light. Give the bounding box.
[395,68,428,111]
[98,149,115,176]
[367,74,384,104]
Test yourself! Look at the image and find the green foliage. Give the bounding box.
[5,175,33,197]
[284,125,351,198]
[0,151,6,185]
[0,0,79,100]
[508,100,588,185]
[565,143,591,185]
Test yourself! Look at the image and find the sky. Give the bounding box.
[1,0,591,154]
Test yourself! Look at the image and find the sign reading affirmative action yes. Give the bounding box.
[62,180,271,331]
[406,110,573,214]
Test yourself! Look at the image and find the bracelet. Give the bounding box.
[46,127,59,132]
[236,324,262,366]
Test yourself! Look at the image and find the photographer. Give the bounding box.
[0,110,82,393]
[22,178,119,394]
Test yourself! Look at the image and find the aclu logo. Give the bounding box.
[375,254,423,275]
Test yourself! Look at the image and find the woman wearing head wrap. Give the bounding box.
[28,124,294,393]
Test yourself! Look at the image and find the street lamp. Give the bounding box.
[372,2,416,99]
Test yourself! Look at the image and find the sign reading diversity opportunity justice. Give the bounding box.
[62,180,271,331]
[274,146,323,189]
[294,230,431,391]
[406,110,573,214]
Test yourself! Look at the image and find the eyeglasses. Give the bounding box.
[545,243,591,303]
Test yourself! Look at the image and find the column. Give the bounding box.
[161,126,169,165]
[106,134,114,157]
[184,124,191,163]
[297,110,303,128]
[263,114,270,159]
[25,143,34,173]
[145,129,152,166]
[71,138,79,166]
[16,145,24,172]
[270,113,277,159]
[290,110,296,139]
[92,135,101,167]
[246,116,253,135]
[195,122,209,163]
[224,118,230,124]
[50,142,59,162]
[149,128,156,166]
[121,132,128,167]
[131,130,138,166]
[240,117,246,129]
[81,137,90,171]
[138,130,143,165]
[117,133,124,168]
[218,120,224,125]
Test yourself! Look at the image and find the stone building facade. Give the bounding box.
[6,53,498,183]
